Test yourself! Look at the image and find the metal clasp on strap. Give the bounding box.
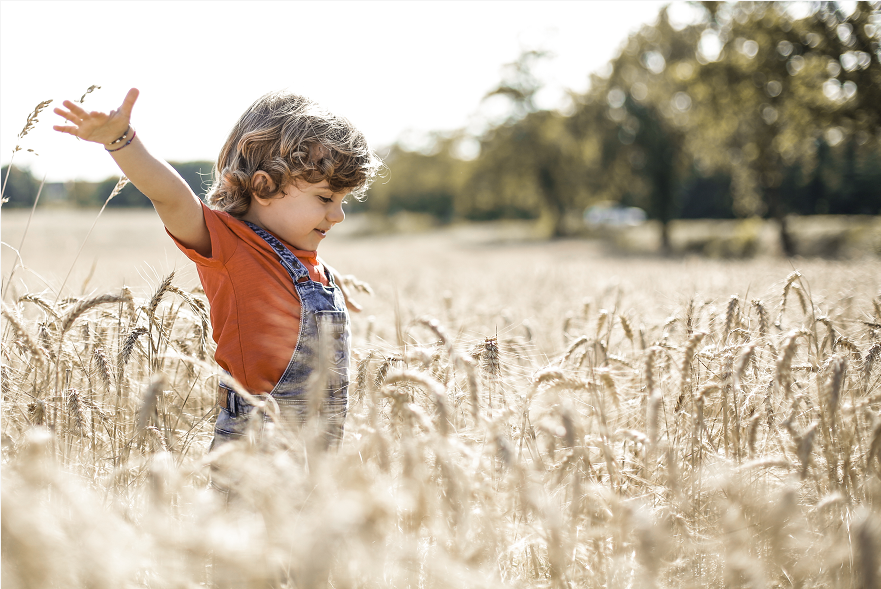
[218,383,244,414]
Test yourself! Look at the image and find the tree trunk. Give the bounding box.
[776,215,796,258]
[538,166,567,238]
[659,221,671,254]
[552,210,567,238]
[765,185,796,257]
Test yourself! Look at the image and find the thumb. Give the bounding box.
[119,88,140,118]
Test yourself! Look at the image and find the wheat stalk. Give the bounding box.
[751,299,769,339]
[724,295,740,341]
[1,302,47,368]
[120,326,148,366]
[76,84,101,104]
[145,272,175,322]
[677,331,706,411]
[2,97,53,199]
[59,293,130,333]
[136,374,166,432]
[93,346,111,389]
[66,388,85,435]
[54,176,130,303]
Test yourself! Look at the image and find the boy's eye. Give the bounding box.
[319,196,333,204]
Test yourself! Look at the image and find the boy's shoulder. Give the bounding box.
[202,202,235,225]
[172,202,261,267]
[202,202,252,240]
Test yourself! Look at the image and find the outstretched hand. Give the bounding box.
[53,88,139,145]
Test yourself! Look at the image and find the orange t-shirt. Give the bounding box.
[169,201,329,395]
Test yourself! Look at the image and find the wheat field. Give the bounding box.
[2,207,881,588]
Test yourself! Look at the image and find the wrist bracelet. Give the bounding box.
[106,130,136,153]
[108,125,131,145]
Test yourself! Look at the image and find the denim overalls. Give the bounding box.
[211,221,350,449]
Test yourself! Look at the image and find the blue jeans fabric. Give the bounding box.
[210,221,350,450]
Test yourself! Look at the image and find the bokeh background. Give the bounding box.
[4,2,879,261]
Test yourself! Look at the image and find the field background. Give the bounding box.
[3,209,881,588]
[4,209,878,355]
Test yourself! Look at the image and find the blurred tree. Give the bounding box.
[678,170,734,218]
[0,165,39,208]
[471,50,588,235]
[483,49,549,121]
[684,1,880,254]
[801,136,834,214]
[361,139,465,222]
[853,145,881,213]
[805,2,881,129]
[469,110,581,228]
[90,161,215,208]
[567,8,707,251]
[569,1,879,253]
[0,161,215,209]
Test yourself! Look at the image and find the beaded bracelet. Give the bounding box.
[108,125,131,145]
[106,130,136,153]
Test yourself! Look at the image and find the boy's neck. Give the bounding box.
[240,208,264,230]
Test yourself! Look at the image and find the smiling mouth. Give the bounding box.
[314,229,327,237]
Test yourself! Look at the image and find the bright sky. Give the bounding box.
[1,1,693,183]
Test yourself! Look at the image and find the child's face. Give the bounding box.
[255,179,347,251]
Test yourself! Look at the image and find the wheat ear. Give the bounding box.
[60,293,130,333]
[1,302,46,368]
[18,293,60,320]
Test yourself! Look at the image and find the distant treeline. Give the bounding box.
[364,131,881,221]
[3,2,880,255]
[2,161,215,209]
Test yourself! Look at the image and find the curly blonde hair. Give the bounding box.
[206,91,382,216]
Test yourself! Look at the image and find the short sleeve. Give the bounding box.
[166,201,239,268]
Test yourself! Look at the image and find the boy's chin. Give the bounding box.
[299,240,321,252]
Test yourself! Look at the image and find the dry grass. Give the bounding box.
[2,217,881,587]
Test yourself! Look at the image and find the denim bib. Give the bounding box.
[211,221,350,448]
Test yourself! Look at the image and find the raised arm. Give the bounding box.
[53,89,211,257]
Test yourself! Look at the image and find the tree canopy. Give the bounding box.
[4,2,880,256]
[362,1,881,253]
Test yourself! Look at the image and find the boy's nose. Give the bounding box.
[328,201,345,224]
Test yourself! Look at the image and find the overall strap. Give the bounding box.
[243,221,310,282]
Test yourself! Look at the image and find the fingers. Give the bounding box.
[53,106,80,124]
[119,88,139,117]
[62,99,88,118]
[53,125,80,135]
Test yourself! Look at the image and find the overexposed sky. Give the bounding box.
[1,1,693,182]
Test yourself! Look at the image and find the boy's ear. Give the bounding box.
[251,171,278,204]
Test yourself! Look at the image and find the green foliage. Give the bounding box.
[361,143,465,222]
[783,135,881,215]
[98,161,215,208]
[1,162,215,208]
[678,172,735,219]
[469,110,585,230]
[361,1,880,247]
[1,165,40,208]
